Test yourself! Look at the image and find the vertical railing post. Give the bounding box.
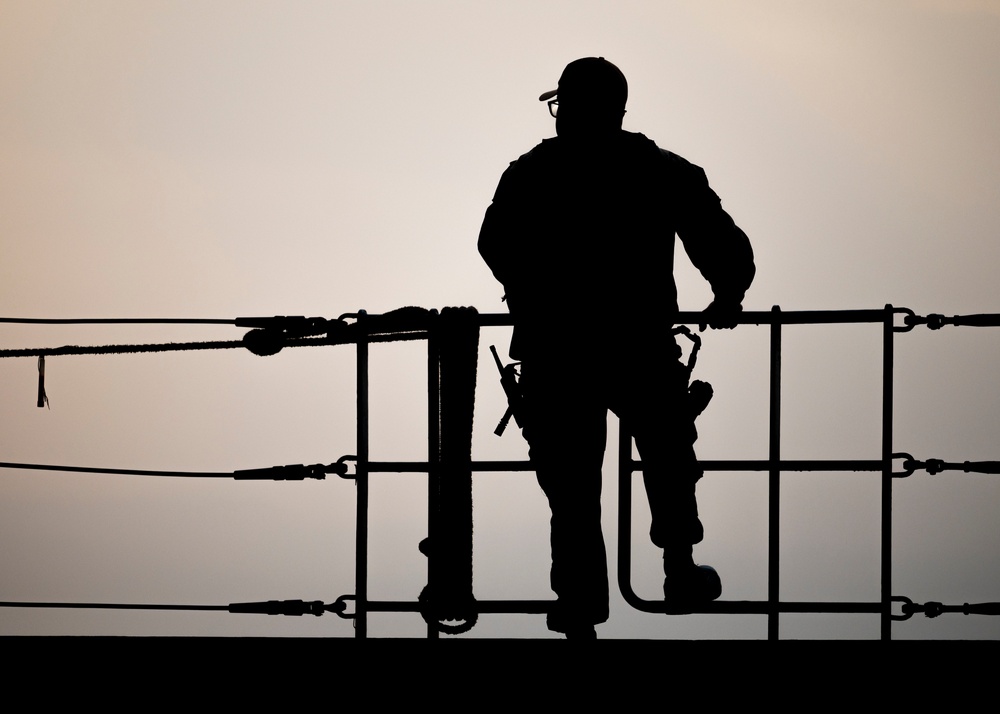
[355,310,369,638]
[426,314,440,639]
[881,305,894,640]
[768,305,782,640]
[617,420,634,607]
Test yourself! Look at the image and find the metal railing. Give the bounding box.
[618,306,895,640]
[345,307,898,638]
[3,305,998,638]
[349,305,1000,639]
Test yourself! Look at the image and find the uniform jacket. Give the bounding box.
[478,130,755,359]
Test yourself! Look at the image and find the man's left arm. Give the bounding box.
[674,163,756,330]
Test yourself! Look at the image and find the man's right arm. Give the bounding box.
[478,162,518,289]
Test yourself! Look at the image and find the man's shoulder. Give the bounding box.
[500,132,707,186]
[495,138,562,192]
[510,137,560,166]
[616,133,712,193]
[629,134,702,173]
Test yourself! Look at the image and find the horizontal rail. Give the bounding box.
[478,309,889,328]
[365,459,884,474]
[363,598,882,616]
[0,309,903,361]
[632,600,883,615]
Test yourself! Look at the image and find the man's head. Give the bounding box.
[539,57,628,138]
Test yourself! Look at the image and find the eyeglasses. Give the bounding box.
[547,99,558,118]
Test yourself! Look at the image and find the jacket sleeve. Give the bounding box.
[671,156,756,305]
[478,159,537,293]
[478,163,515,288]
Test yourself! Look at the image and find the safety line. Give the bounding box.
[0,317,236,325]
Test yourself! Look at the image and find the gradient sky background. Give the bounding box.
[2,0,999,639]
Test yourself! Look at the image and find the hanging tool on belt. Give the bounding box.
[489,345,522,436]
[674,325,713,419]
[491,326,712,437]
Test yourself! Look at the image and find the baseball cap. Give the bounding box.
[538,57,628,109]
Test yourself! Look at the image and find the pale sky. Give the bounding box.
[1,0,999,639]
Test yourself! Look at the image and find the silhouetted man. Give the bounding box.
[479,58,755,638]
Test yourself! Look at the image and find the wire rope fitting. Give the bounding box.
[892,452,916,478]
[332,594,355,620]
[891,596,916,621]
[233,462,347,481]
[891,596,1000,619]
[896,310,1000,331]
[227,599,341,616]
[892,454,1000,477]
[894,307,917,333]
[334,455,357,479]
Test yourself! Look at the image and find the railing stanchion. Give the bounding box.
[768,306,782,640]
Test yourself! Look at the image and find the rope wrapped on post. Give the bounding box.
[419,307,480,634]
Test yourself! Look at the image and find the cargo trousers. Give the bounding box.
[519,342,704,629]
